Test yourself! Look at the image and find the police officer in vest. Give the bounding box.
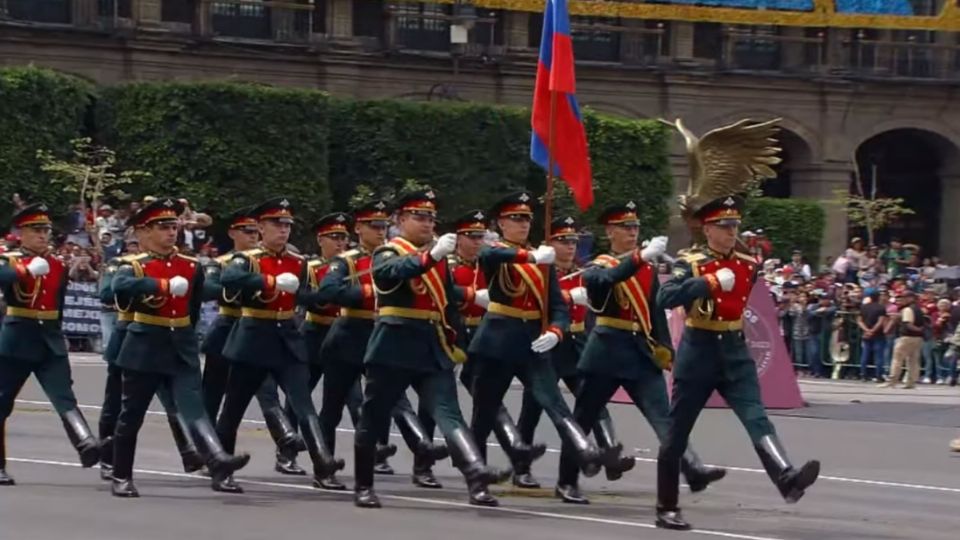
[0,203,100,485]
[655,195,819,530]
[109,198,249,497]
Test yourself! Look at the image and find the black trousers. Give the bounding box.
[201,350,230,422]
[281,363,361,433]
[517,374,613,445]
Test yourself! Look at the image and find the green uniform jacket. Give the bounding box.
[200,252,242,356]
[220,249,309,367]
[112,253,205,375]
[301,256,339,365]
[0,250,69,362]
[99,256,137,365]
[468,244,569,360]
[578,254,673,380]
[363,244,464,373]
[316,249,374,367]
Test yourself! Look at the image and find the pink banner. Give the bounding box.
[611,280,805,409]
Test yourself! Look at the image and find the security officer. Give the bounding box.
[201,207,306,477]
[353,189,509,509]
[515,215,633,490]
[555,204,725,504]
[316,200,443,482]
[215,197,344,492]
[449,209,546,489]
[99,228,204,481]
[292,211,360,490]
[109,197,249,497]
[0,203,100,485]
[655,195,820,530]
[469,192,616,497]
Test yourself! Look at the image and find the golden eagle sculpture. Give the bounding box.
[659,117,783,224]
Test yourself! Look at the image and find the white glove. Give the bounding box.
[716,268,735,292]
[474,289,490,309]
[531,331,560,353]
[276,272,300,293]
[168,276,190,298]
[570,287,588,306]
[531,245,556,265]
[26,257,49,277]
[430,233,458,261]
[640,236,668,262]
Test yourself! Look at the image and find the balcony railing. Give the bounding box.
[203,1,312,43]
[1,0,72,25]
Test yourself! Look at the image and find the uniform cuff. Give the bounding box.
[361,283,374,300]
[263,274,276,294]
[547,325,564,341]
[462,286,476,306]
[631,249,642,266]
[514,249,530,263]
[704,274,721,296]
[14,263,29,282]
[419,251,437,269]
[157,278,170,296]
[561,290,572,305]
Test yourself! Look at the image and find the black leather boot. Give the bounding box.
[302,415,345,480]
[193,419,250,494]
[61,409,100,468]
[655,448,686,528]
[166,414,205,473]
[263,406,306,475]
[412,452,443,489]
[375,442,398,461]
[755,435,820,503]
[354,444,381,508]
[655,507,691,531]
[110,433,138,498]
[557,417,614,478]
[447,428,511,507]
[314,472,347,491]
[0,426,13,486]
[593,416,635,481]
[494,406,547,471]
[99,436,114,481]
[682,449,727,493]
[394,407,449,472]
[374,453,395,475]
[555,483,589,504]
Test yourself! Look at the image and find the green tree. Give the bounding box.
[829,162,914,246]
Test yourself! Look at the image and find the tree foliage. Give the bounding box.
[743,198,826,263]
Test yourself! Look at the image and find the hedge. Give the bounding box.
[743,197,826,263]
[0,67,93,227]
[95,81,331,233]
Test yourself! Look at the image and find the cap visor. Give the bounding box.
[711,219,741,227]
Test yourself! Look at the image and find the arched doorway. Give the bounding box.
[762,128,813,198]
[854,129,960,256]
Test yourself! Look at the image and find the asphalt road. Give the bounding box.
[2,355,959,540]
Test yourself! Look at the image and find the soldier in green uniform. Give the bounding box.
[201,207,306,477]
[109,198,249,497]
[353,189,509,509]
[468,192,617,502]
[215,197,343,492]
[98,228,205,481]
[0,203,100,485]
[554,203,725,504]
[655,195,820,530]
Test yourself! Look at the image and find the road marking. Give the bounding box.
[7,456,786,540]
[14,399,960,496]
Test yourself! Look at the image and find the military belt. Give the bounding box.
[305,312,337,325]
[569,321,585,333]
[133,313,191,328]
[241,308,295,321]
[595,316,641,332]
[378,306,441,322]
[463,316,482,327]
[340,308,375,320]
[488,302,541,320]
[685,318,743,332]
[5,307,59,320]
[218,306,242,318]
[117,312,134,322]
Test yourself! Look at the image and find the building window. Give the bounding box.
[354,0,385,38]
[162,0,194,24]
[730,25,782,71]
[571,17,621,62]
[393,2,451,52]
[469,9,503,48]
[694,23,722,60]
[4,0,72,24]
[313,0,327,34]
[98,0,132,18]
[210,1,272,40]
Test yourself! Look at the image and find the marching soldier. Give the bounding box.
[468,192,617,503]
[353,189,509,508]
[215,197,344,492]
[554,204,725,504]
[315,199,443,485]
[109,197,249,497]
[447,209,546,489]
[655,195,819,530]
[0,203,100,485]
[98,228,204,481]
[293,211,362,490]
[201,207,306,477]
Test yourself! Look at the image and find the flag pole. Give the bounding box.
[541,89,558,334]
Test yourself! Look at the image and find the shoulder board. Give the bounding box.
[307,258,324,269]
[592,254,618,267]
[176,253,199,263]
[119,253,150,264]
[240,248,263,259]
[679,252,707,264]
[287,251,305,260]
[446,254,458,266]
[734,251,757,264]
[2,251,22,258]
[215,253,235,264]
[340,248,361,261]
[374,245,400,255]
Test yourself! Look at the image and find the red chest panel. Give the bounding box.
[699,257,754,321]
[559,270,586,324]
[352,255,376,311]
[504,265,542,312]
[310,262,340,317]
[409,259,449,311]
[19,255,66,310]
[257,253,303,312]
[453,262,486,318]
[142,255,197,317]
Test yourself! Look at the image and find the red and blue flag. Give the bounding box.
[530,0,593,211]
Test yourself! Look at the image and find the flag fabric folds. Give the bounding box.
[530,0,594,211]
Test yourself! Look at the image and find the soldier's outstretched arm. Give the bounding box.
[112,263,168,297]
[317,256,369,307]
[583,251,641,291]
[657,257,714,310]
[98,258,120,304]
[220,253,270,294]
[371,246,438,283]
[298,262,334,307]
[478,245,535,276]
[0,255,34,287]
[546,266,571,333]
[200,260,224,301]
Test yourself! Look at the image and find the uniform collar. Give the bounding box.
[556,261,576,273]
[147,247,177,259]
[19,246,50,258]
[456,252,477,266]
[707,245,734,260]
[501,239,529,249]
[259,243,286,257]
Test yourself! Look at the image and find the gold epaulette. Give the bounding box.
[118,253,149,264]
[240,248,264,259]
[679,251,707,264]
[340,248,361,261]
[374,244,400,256]
[287,251,305,260]
[2,251,22,259]
[176,253,199,263]
[307,258,323,269]
[734,251,757,264]
[215,252,235,265]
